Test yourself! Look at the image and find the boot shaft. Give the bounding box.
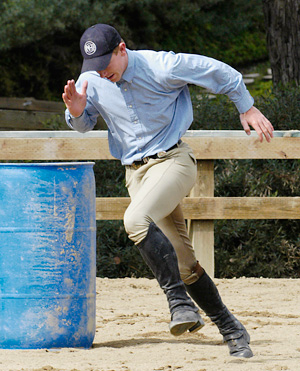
[185,271,245,339]
[138,222,197,313]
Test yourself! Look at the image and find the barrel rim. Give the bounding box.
[0,162,95,167]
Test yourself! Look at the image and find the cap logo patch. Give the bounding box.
[84,41,97,55]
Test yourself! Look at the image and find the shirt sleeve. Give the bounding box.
[65,109,97,133]
[164,52,254,114]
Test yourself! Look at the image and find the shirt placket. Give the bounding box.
[121,81,145,157]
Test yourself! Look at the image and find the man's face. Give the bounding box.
[98,42,128,83]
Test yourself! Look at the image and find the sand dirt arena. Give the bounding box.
[0,277,299,371]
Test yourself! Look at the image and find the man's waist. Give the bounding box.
[130,140,182,169]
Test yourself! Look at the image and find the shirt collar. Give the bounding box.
[120,49,135,83]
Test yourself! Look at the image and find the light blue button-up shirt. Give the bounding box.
[66,49,254,165]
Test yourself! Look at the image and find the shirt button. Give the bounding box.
[129,105,132,108]
[124,88,127,91]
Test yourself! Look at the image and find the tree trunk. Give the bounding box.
[263,0,300,86]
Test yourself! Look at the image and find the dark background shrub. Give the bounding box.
[0,0,266,100]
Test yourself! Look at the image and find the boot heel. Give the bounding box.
[188,318,205,333]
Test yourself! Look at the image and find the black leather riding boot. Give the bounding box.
[185,266,253,358]
[138,222,204,336]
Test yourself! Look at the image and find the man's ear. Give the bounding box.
[119,42,127,55]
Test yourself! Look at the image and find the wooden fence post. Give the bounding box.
[188,160,215,277]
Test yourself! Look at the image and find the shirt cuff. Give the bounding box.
[233,90,255,114]
[70,111,84,120]
[65,109,91,132]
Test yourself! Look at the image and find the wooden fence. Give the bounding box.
[1,129,300,277]
[0,97,105,130]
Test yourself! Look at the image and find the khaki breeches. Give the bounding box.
[123,141,200,284]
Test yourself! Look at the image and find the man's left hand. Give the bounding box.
[240,106,274,142]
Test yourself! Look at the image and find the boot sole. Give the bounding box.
[170,320,198,336]
[169,311,204,336]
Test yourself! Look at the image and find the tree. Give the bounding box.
[0,0,89,50]
[0,0,267,99]
[263,0,300,86]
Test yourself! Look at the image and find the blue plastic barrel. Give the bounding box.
[0,162,96,349]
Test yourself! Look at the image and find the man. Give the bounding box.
[63,23,274,358]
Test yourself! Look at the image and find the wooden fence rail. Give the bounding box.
[0,97,105,130]
[1,130,300,277]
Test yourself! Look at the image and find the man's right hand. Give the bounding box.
[62,79,88,117]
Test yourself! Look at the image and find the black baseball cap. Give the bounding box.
[80,24,121,73]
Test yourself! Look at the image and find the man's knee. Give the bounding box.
[123,207,139,235]
[180,261,205,285]
[123,208,151,244]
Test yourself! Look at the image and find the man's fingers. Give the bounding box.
[63,80,74,100]
[241,111,274,142]
[242,118,264,142]
[259,123,271,142]
[259,117,274,142]
[67,79,76,95]
[240,117,251,136]
[264,117,274,137]
[64,79,87,100]
[252,121,270,142]
[62,93,71,106]
[265,117,274,131]
[240,106,274,143]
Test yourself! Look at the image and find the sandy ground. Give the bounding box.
[0,277,299,371]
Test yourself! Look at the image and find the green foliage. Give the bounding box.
[213,158,300,278]
[190,83,300,131]
[92,0,266,66]
[255,85,300,130]
[96,220,152,278]
[0,0,267,99]
[39,115,67,130]
[215,219,300,278]
[191,92,240,131]
[0,32,81,100]
[214,30,268,66]
[0,0,87,49]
